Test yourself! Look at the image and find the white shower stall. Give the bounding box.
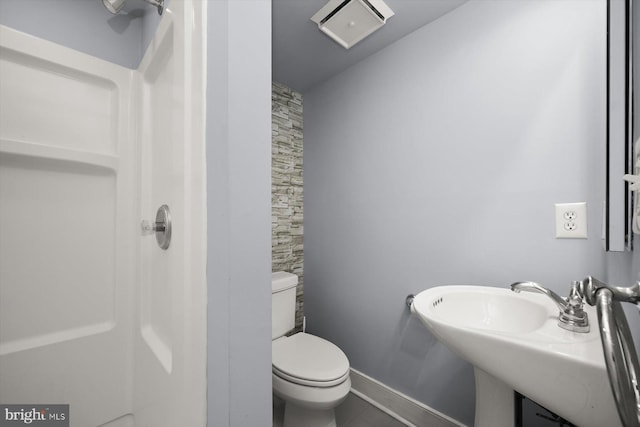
[0,1,207,426]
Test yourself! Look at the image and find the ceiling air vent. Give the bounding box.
[310,0,395,49]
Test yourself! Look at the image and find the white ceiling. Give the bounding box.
[272,0,468,93]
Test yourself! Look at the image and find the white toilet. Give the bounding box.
[272,272,351,427]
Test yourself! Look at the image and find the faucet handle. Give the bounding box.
[567,281,584,307]
[558,281,589,333]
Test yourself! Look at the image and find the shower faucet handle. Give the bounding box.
[140,219,165,234]
[140,205,172,250]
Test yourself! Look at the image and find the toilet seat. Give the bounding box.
[272,333,350,388]
[273,365,350,388]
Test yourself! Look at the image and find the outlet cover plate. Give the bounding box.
[555,202,587,239]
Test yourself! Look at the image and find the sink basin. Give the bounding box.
[412,285,620,427]
[424,287,548,334]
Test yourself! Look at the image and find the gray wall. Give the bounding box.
[206,1,273,426]
[304,1,607,424]
[0,0,145,68]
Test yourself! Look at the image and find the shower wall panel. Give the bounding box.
[133,2,207,426]
[0,2,207,425]
[0,25,136,426]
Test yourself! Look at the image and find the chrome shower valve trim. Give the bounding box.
[103,0,163,15]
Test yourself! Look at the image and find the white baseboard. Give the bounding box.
[349,368,467,427]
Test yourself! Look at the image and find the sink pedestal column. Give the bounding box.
[474,368,514,427]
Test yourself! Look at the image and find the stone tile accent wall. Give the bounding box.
[272,82,304,330]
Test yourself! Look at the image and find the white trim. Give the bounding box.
[349,368,466,427]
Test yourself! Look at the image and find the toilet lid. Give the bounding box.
[272,333,349,386]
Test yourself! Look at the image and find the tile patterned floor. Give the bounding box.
[274,392,407,427]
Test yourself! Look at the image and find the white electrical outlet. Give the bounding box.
[555,202,587,238]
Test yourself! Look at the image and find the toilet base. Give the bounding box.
[284,403,336,427]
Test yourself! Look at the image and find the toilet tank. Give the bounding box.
[272,272,298,339]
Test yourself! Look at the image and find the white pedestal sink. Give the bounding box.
[412,285,620,427]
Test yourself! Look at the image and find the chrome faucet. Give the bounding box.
[510,281,590,333]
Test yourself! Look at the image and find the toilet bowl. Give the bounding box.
[272,273,351,427]
[273,332,351,427]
